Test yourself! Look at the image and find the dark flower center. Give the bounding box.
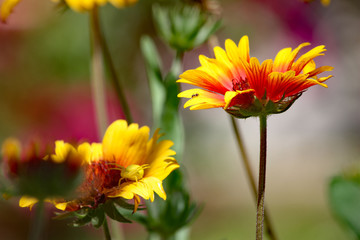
[232,77,250,91]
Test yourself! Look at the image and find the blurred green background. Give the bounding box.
[1,0,360,239]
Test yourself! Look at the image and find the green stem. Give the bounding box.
[110,220,125,240]
[166,50,184,84]
[90,8,133,124]
[29,199,45,240]
[90,7,126,240]
[230,117,277,240]
[230,116,257,202]
[256,115,267,240]
[90,7,108,138]
[103,217,112,240]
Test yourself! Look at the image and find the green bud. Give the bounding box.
[153,3,221,52]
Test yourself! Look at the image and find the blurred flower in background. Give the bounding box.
[0,0,138,22]
[1,138,83,206]
[56,0,138,12]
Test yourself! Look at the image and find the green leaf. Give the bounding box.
[152,5,172,42]
[161,69,184,156]
[112,198,145,211]
[53,211,76,220]
[72,214,92,227]
[104,201,131,223]
[140,36,166,125]
[89,207,105,228]
[193,19,222,47]
[329,176,360,239]
[126,211,149,225]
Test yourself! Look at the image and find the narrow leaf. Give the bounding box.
[141,36,166,125]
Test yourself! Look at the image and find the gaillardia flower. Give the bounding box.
[55,120,179,212]
[0,0,137,22]
[178,35,333,118]
[1,139,84,209]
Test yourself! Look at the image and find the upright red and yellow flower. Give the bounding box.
[178,35,333,118]
[54,120,179,212]
[0,0,137,22]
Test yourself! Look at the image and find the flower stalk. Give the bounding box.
[103,217,112,240]
[256,114,268,240]
[230,117,277,240]
[90,7,108,137]
[90,6,133,124]
[90,8,124,240]
[29,199,45,240]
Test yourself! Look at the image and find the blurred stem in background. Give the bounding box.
[90,6,131,240]
[138,2,223,238]
[29,199,45,240]
[90,6,108,138]
[90,7,133,127]
[141,36,197,239]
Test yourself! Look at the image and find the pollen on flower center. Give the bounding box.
[121,164,149,182]
[232,78,250,91]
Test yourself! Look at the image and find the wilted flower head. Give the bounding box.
[1,138,84,208]
[56,120,179,213]
[178,35,333,118]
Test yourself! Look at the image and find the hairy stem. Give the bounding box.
[230,117,277,240]
[256,115,267,240]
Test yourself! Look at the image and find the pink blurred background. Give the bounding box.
[1,0,360,239]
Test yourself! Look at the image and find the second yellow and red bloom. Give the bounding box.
[55,120,179,212]
[178,35,333,118]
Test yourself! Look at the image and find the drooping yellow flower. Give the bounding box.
[178,35,333,118]
[0,0,137,22]
[56,120,179,212]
